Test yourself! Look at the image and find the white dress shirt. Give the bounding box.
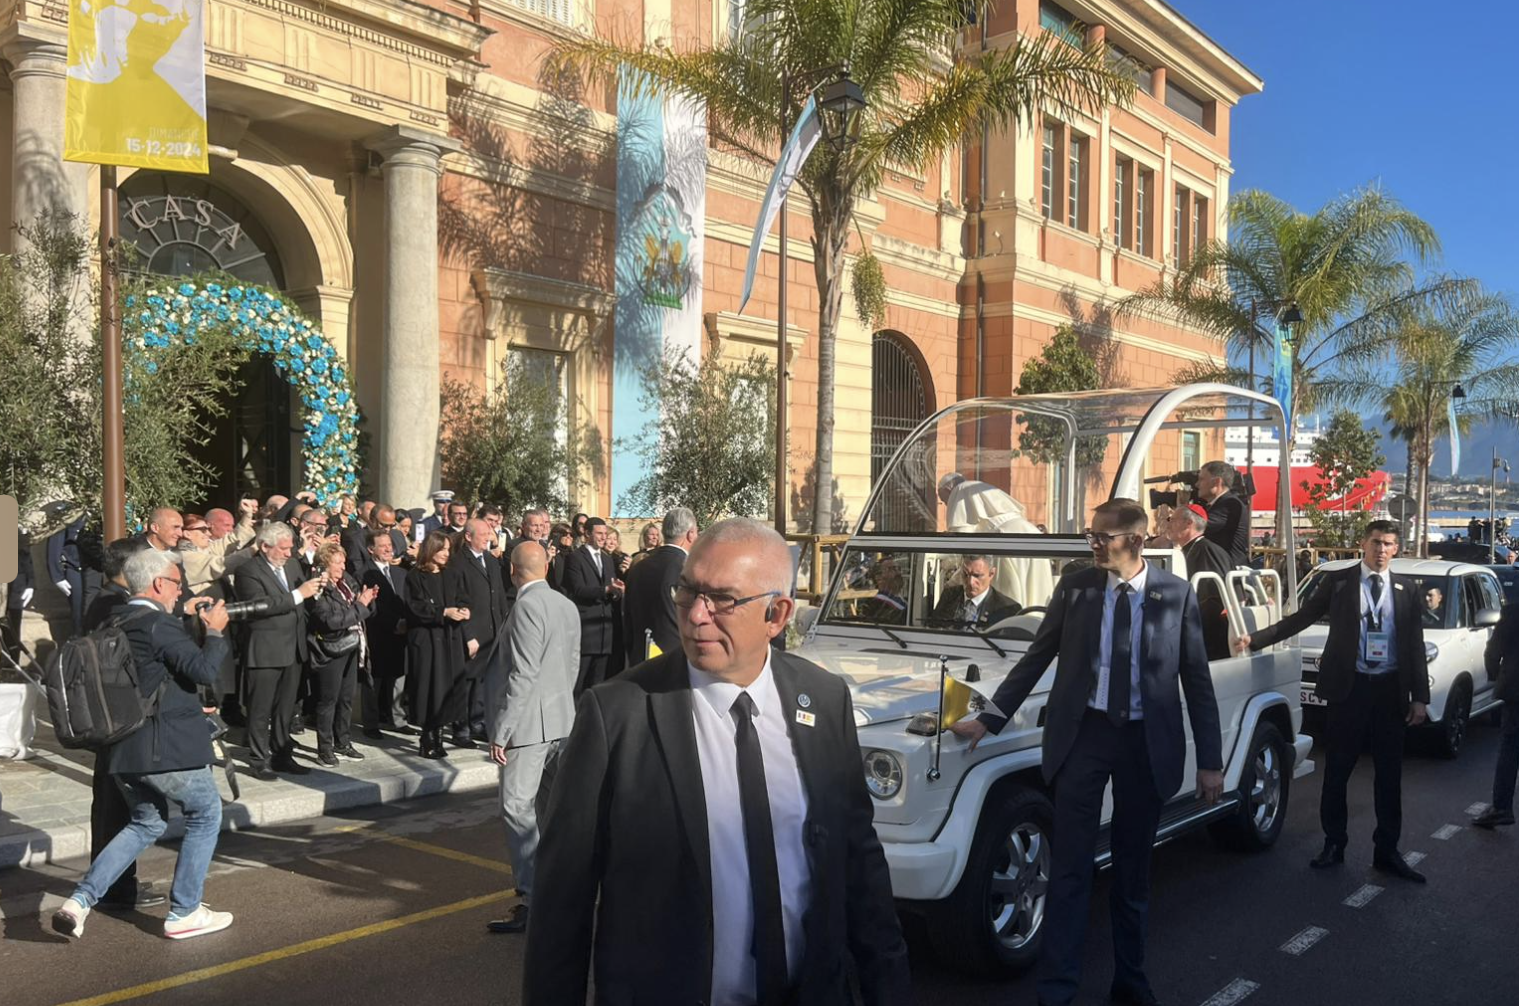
[1089,562,1148,719]
[583,543,602,576]
[689,653,812,1006]
[1357,564,1398,675]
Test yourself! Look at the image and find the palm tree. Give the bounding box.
[549,0,1134,533]
[1374,294,1519,557]
[1122,187,1474,424]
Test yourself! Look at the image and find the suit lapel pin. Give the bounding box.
[795,710,816,727]
[797,693,812,708]
[1394,583,1405,591]
[1147,590,1161,601]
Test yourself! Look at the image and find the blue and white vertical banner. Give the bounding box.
[1448,394,1461,477]
[612,68,706,515]
[1271,323,1293,431]
[738,95,821,312]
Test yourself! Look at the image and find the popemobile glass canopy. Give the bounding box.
[857,383,1293,540]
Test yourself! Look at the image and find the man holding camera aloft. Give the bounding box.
[1194,460,1250,568]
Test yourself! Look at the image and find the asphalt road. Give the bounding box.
[3,722,1518,1006]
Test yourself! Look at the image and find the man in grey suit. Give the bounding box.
[487,541,581,934]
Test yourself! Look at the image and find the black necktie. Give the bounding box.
[1109,583,1132,726]
[730,692,788,1004]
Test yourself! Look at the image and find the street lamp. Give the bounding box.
[773,67,867,534]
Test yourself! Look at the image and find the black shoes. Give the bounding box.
[1373,851,1427,884]
[1110,982,1161,1006]
[486,904,529,934]
[418,729,450,759]
[362,728,384,741]
[1309,841,1345,869]
[253,766,278,782]
[1473,806,1516,829]
[316,750,340,767]
[335,745,364,761]
[98,885,167,911]
[271,756,311,776]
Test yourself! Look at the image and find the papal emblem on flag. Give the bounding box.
[64,0,209,173]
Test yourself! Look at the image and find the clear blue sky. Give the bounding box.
[1171,0,1515,476]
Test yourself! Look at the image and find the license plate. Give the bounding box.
[1300,689,1327,707]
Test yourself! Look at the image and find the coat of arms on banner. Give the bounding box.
[631,185,694,310]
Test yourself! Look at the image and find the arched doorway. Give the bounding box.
[120,174,298,506]
[870,330,936,531]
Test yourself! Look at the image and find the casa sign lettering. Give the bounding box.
[118,189,280,288]
[124,195,245,254]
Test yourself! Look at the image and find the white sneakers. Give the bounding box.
[51,897,90,939]
[50,897,232,940]
[163,904,234,940]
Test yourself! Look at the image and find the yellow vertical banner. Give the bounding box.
[64,0,209,173]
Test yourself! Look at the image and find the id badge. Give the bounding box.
[1366,632,1391,662]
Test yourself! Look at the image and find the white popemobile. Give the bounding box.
[794,384,1317,974]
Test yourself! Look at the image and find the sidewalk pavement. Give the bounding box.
[0,726,500,871]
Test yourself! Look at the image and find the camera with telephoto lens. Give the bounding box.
[1145,469,1200,510]
[222,598,273,621]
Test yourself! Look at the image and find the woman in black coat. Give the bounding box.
[305,542,377,765]
[405,531,471,758]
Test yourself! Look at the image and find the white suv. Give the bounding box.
[795,385,1317,973]
[1294,558,1504,758]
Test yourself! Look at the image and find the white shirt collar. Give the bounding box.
[469,548,486,560]
[1360,563,1388,583]
[967,587,990,607]
[1106,561,1149,595]
[689,649,776,722]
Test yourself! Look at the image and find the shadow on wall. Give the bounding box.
[791,460,849,537]
[1056,285,1124,389]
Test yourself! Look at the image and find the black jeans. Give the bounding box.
[1492,703,1519,812]
[1040,711,1164,1005]
[314,650,359,754]
[1322,671,1405,852]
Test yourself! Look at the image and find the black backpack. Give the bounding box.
[44,609,164,749]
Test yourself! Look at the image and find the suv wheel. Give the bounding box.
[929,785,1053,975]
[1435,678,1471,760]
[1208,721,1290,852]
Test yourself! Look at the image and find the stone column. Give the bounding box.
[365,126,457,508]
[3,28,90,254]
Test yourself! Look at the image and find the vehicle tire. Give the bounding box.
[1208,721,1290,852]
[928,785,1054,976]
[1434,677,1471,760]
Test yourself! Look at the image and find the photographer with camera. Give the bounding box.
[52,549,236,942]
[1196,460,1251,568]
[233,523,323,781]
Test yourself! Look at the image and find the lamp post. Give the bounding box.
[1440,381,1467,558]
[1492,447,1510,564]
[773,67,866,535]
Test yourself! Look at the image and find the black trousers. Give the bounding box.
[2,603,23,662]
[313,651,359,754]
[1322,670,1405,852]
[1040,711,1164,1006]
[89,753,136,901]
[362,642,407,729]
[576,652,611,698]
[246,662,301,766]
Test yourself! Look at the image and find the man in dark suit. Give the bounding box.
[1168,504,1235,661]
[1238,519,1429,881]
[928,554,1021,629]
[1475,602,1519,828]
[524,518,908,1006]
[952,499,1223,1006]
[234,523,323,779]
[505,507,552,606]
[4,529,31,661]
[346,504,405,576]
[358,530,411,737]
[47,514,91,636]
[445,518,509,744]
[622,507,698,667]
[563,517,620,694]
[1195,460,1250,568]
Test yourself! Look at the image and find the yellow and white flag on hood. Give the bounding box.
[64,0,209,172]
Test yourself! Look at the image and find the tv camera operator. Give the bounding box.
[1145,461,1250,569]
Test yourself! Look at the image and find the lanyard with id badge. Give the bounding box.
[1363,576,1391,664]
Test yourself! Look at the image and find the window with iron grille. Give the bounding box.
[1135,168,1150,256]
[1067,133,1084,230]
[1192,195,1209,256]
[509,0,574,26]
[1041,125,1056,220]
[1173,185,1187,268]
[1114,156,1130,250]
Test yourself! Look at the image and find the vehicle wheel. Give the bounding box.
[928,785,1054,975]
[1434,678,1471,760]
[1208,722,1290,852]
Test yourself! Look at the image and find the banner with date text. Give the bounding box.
[64,0,209,173]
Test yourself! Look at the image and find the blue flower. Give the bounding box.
[178,282,195,297]
[145,361,158,374]
[228,288,244,302]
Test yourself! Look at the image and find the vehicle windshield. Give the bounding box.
[1298,568,1453,629]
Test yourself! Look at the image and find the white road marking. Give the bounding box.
[1200,978,1260,1006]
[1279,925,1329,956]
[1433,824,1462,840]
[1468,802,1489,816]
[1343,884,1384,908]
[1405,851,1426,867]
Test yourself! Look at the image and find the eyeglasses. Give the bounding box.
[671,584,781,615]
[154,574,183,590]
[1083,530,1142,546]
[184,525,209,533]
[377,521,397,529]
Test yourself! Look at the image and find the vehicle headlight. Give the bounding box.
[1425,642,1439,665]
[862,749,904,800]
